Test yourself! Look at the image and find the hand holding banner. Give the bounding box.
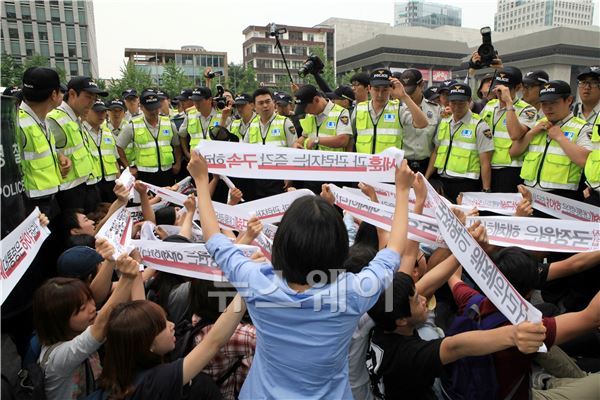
[95,206,133,260]
[528,188,600,222]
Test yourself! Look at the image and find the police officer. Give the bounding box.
[122,88,141,121]
[573,66,600,124]
[521,70,550,117]
[117,89,182,187]
[105,98,130,169]
[353,69,428,155]
[17,67,67,217]
[350,72,370,104]
[330,85,355,112]
[47,76,108,212]
[471,73,494,114]
[512,81,592,201]
[424,86,441,104]
[82,99,120,203]
[172,89,194,132]
[583,112,600,205]
[426,83,494,203]
[274,91,303,137]
[480,67,537,192]
[228,93,257,142]
[398,69,441,174]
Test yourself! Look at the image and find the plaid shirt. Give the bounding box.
[194,322,256,400]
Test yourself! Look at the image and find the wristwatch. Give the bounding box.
[314,138,320,146]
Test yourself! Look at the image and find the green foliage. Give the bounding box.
[338,70,358,86]
[105,59,154,99]
[161,61,193,98]
[226,63,257,95]
[301,46,336,90]
[1,53,23,87]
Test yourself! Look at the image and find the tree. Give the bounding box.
[338,70,358,86]
[106,59,154,99]
[161,61,193,98]
[226,62,257,95]
[1,53,23,87]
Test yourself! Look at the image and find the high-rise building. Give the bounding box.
[242,24,335,88]
[124,46,227,87]
[495,0,595,32]
[394,1,462,28]
[1,0,99,78]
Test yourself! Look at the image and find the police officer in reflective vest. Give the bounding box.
[228,93,257,142]
[512,81,592,201]
[426,83,494,203]
[104,98,131,169]
[47,76,108,212]
[480,67,537,193]
[122,88,141,122]
[584,113,600,206]
[83,99,120,202]
[17,67,68,217]
[117,89,182,187]
[353,69,428,155]
[521,70,550,119]
[572,66,600,125]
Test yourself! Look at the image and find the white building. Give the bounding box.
[495,0,595,33]
[394,1,462,28]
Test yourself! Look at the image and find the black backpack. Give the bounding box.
[365,328,386,400]
[15,343,60,400]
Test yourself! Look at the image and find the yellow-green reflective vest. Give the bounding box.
[229,114,257,141]
[480,98,532,167]
[187,108,223,148]
[355,100,403,154]
[132,115,175,172]
[584,113,600,189]
[18,109,61,198]
[85,124,119,183]
[520,116,586,191]
[47,108,93,189]
[247,115,288,147]
[104,119,135,166]
[434,114,483,180]
[300,103,345,152]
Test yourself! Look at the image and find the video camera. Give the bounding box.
[298,54,325,78]
[470,27,498,69]
[268,22,287,37]
[206,70,223,79]
[213,84,227,110]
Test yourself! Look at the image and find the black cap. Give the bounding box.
[122,88,138,99]
[2,86,21,98]
[233,93,252,105]
[59,83,68,93]
[476,73,494,98]
[492,67,523,89]
[539,80,571,102]
[329,85,355,102]
[399,69,423,90]
[424,86,440,101]
[438,80,458,93]
[57,246,103,280]
[107,98,125,110]
[369,69,392,87]
[91,98,108,111]
[523,70,549,86]
[447,83,472,101]
[67,76,108,96]
[273,91,292,105]
[577,66,600,81]
[190,87,212,101]
[174,89,193,101]
[140,89,161,110]
[350,72,370,87]
[293,84,320,115]
[22,67,60,91]
[156,90,168,99]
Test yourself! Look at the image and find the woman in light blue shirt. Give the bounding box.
[188,151,415,399]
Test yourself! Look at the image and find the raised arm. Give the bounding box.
[547,251,600,281]
[179,194,197,240]
[387,160,415,255]
[187,151,220,240]
[553,290,600,346]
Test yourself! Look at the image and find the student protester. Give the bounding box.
[188,148,414,398]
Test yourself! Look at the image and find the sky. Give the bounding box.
[92,0,598,79]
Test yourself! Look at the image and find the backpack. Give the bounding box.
[15,342,60,400]
[365,328,386,400]
[440,294,524,400]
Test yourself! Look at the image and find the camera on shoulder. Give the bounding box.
[470,27,497,69]
[298,54,325,78]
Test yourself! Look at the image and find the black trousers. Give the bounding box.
[406,158,430,175]
[439,176,481,204]
[137,169,175,187]
[491,167,523,193]
[55,184,87,211]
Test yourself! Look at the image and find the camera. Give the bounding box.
[268,22,287,37]
[298,54,325,78]
[206,70,224,79]
[471,26,497,69]
[213,84,227,110]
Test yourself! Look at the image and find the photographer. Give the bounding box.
[480,67,538,192]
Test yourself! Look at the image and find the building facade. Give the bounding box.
[495,0,594,32]
[124,46,227,87]
[1,0,99,78]
[242,24,334,88]
[394,1,462,28]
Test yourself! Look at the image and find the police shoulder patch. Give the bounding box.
[524,110,536,119]
[340,115,349,125]
[483,129,493,139]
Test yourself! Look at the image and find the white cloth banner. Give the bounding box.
[176,176,195,195]
[95,206,133,260]
[116,167,136,200]
[140,221,159,241]
[460,192,522,215]
[157,224,205,243]
[252,233,273,261]
[529,188,600,222]
[1,208,50,305]
[196,141,404,182]
[467,216,600,253]
[423,175,544,329]
[134,239,258,282]
[328,184,447,248]
[144,182,188,206]
[127,206,145,223]
[233,189,314,224]
[361,181,444,218]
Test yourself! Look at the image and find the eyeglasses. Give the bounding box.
[578,81,600,88]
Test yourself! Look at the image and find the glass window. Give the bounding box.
[36,6,45,21]
[66,26,75,42]
[6,3,17,18]
[291,46,306,56]
[257,73,272,83]
[25,42,35,56]
[52,24,62,41]
[54,43,64,57]
[256,59,272,69]
[11,40,20,54]
[81,43,88,58]
[256,43,271,53]
[50,7,60,21]
[21,2,32,19]
[68,46,77,57]
[306,33,314,42]
[9,24,19,39]
[79,26,87,42]
[65,8,74,23]
[70,61,78,76]
[82,62,90,76]
[38,23,48,40]
[78,9,86,24]
[288,31,302,40]
[23,23,34,40]
[40,42,49,57]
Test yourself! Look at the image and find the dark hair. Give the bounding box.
[87,202,111,225]
[353,222,379,251]
[350,72,369,87]
[22,87,58,103]
[368,272,415,331]
[155,206,176,226]
[98,301,166,399]
[65,234,96,249]
[491,247,539,296]
[33,277,94,345]
[272,196,348,285]
[343,244,377,274]
[51,208,84,238]
[252,87,273,102]
[189,280,236,323]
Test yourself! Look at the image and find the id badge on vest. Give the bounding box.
[383,113,395,122]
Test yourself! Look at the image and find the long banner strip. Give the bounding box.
[133,239,258,282]
[460,192,522,215]
[423,174,543,329]
[467,216,600,253]
[196,141,404,182]
[233,189,314,224]
[95,206,133,260]
[1,207,51,305]
[529,188,600,222]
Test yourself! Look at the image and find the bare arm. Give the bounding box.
[135,181,156,224]
[90,238,117,304]
[179,194,196,240]
[117,147,129,168]
[188,151,221,240]
[425,147,438,179]
[387,160,415,255]
[547,251,600,281]
[479,151,493,191]
[554,290,600,346]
